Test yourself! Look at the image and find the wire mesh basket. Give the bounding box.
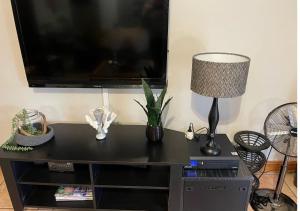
[234,131,271,152]
[235,146,266,174]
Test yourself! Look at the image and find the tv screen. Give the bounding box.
[12,0,169,88]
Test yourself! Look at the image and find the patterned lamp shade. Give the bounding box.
[191,52,251,98]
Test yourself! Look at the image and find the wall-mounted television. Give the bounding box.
[11,0,169,88]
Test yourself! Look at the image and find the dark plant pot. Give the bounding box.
[146,125,164,142]
[15,126,54,147]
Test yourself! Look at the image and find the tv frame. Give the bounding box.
[11,0,170,89]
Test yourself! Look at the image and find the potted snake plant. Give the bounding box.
[135,79,172,142]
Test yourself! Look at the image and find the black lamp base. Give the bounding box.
[201,143,221,156]
[202,97,221,156]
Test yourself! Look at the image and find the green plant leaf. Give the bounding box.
[1,132,33,152]
[134,99,148,115]
[142,79,155,108]
[0,109,44,152]
[138,79,172,127]
[161,97,173,113]
[147,107,160,127]
[155,86,167,110]
[158,97,173,122]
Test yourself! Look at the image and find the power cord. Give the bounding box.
[194,127,209,140]
[258,146,273,180]
[185,123,208,141]
[195,127,209,134]
[251,191,270,209]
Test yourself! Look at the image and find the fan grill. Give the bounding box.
[235,146,266,173]
[264,103,297,157]
[234,131,270,152]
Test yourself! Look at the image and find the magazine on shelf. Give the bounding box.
[55,186,93,201]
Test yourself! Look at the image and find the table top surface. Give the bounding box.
[0,123,190,165]
[189,134,240,160]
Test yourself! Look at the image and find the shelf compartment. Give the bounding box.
[14,161,91,186]
[95,188,168,211]
[93,164,170,190]
[20,185,94,209]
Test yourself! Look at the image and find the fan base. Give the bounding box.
[251,189,297,211]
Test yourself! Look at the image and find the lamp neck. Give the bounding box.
[208,98,219,140]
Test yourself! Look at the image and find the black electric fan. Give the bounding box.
[251,102,297,211]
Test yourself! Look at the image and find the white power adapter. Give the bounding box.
[185,123,194,140]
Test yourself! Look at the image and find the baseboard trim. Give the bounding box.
[264,160,297,173]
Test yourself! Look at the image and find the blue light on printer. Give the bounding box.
[190,160,198,167]
[189,160,204,167]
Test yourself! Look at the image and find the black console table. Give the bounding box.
[0,123,252,211]
[0,123,189,211]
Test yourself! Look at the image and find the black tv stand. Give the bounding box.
[0,123,252,211]
[0,123,189,211]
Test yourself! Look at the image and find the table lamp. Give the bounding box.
[191,52,251,156]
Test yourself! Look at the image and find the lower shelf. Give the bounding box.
[96,188,168,211]
[21,185,94,209]
[20,185,168,210]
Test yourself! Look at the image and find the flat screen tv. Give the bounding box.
[11,0,169,88]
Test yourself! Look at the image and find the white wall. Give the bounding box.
[0,0,296,160]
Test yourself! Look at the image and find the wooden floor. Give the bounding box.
[0,168,297,211]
